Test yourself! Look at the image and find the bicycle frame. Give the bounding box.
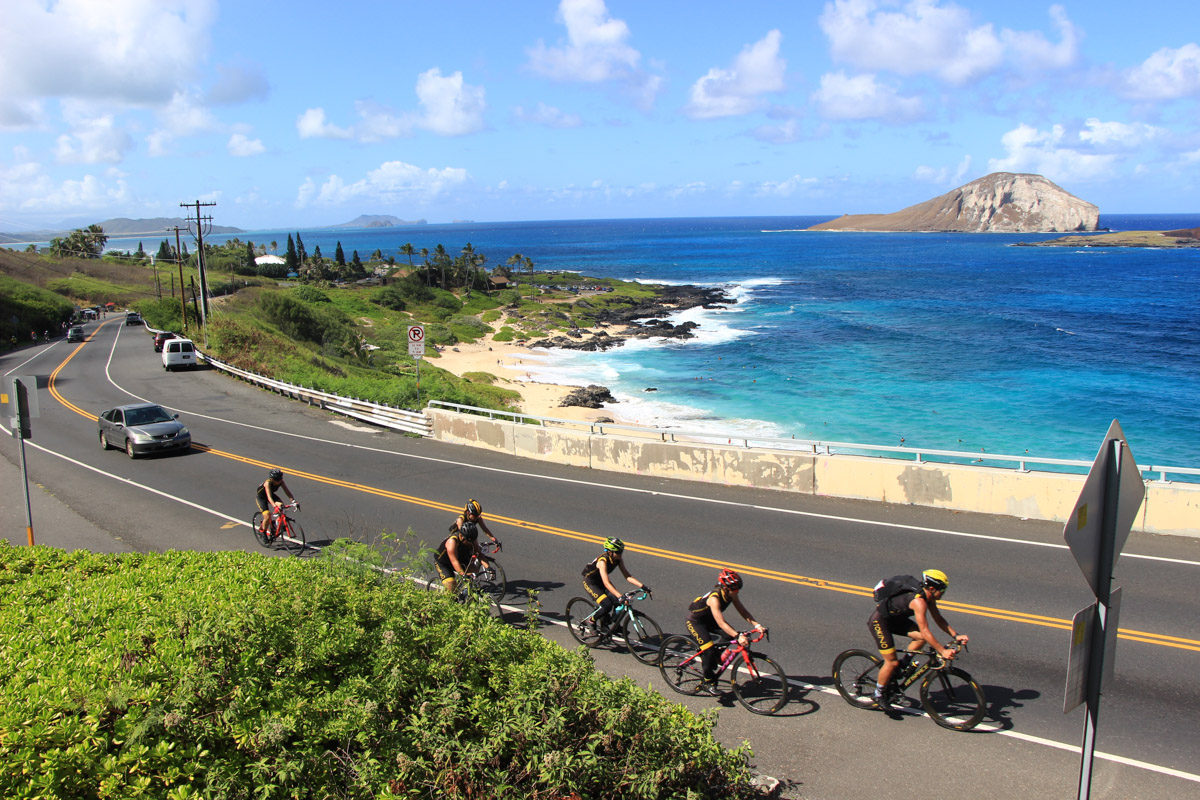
[578,589,649,629]
[682,628,768,679]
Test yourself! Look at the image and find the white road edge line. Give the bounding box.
[92,327,1200,570]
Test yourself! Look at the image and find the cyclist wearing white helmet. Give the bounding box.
[255,468,297,535]
[869,569,969,711]
[581,537,650,638]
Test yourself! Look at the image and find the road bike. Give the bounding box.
[251,501,306,554]
[564,589,665,665]
[831,642,986,731]
[657,629,788,715]
[425,549,504,620]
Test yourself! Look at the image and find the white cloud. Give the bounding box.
[0,98,46,131]
[54,115,133,164]
[812,72,924,121]
[1078,118,1161,149]
[227,133,265,157]
[145,91,220,156]
[914,155,972,185]
[686,30,786,119]
[987,123,1117,182]
[751,119,806,144]
[1,149,130,213]
[295,161,469,208]
[0,0,215,105]
[818,0,1078,85]
[514,102,583,128]
[1121,43,1200,101]
[205,62,270,105]
[414,68,486,136]
[296,107,354,140]
[754,175,818,197]
[527,0,661,107]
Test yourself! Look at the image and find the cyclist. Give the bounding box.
[869,568,969,711]
[686,569,765,696]
[449,499,501,551]
[435,512,493,592]
[256,468,297,536]
[581,537,650,638]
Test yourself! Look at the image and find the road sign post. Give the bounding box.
[1063,420,1143,800]
[4,376,39,545]
[407,325,425,408]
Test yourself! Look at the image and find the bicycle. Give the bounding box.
[565,589,665,665]
[658,629,788,715]
[831,642,986,731]
[425,547,504,620]
[251,501,306,554]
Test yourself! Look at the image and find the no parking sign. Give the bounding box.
[407,325,425,359]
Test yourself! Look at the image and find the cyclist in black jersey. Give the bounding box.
[449,499,501,551]
[581,537,650,637]
[433,516,491,593]
[255,469,297,535]
[685,569,764,696]
[868,569,968,710]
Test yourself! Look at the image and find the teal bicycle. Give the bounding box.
[565,589,665,665]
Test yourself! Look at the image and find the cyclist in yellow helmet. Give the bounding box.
[449,498,501,551]
[581,537,650,639]
[869,569,969,711]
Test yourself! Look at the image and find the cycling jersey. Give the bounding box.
[877,589,918,618]
[255,480,283,512]
[582,551,622,585]
[435,532,478,576]
[687,588,734,627]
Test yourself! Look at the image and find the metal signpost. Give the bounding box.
[3,376,40,545]
[407,325,425,407]
[1062,419,1144,800]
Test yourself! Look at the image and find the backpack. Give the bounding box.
[872,575,922,615]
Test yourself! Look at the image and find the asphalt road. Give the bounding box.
[3,318,1199,799]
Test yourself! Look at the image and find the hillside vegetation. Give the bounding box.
[0,542,761,799]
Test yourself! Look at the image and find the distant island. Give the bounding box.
[1019,227,1200,248]
[808,172,1100,233]
[329,214,427,229]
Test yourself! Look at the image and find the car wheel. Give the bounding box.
[99,430,110,451]
[125,439,137,459]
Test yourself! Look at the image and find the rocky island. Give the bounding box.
[808,172,1099,233]
[1021,227,1200,248]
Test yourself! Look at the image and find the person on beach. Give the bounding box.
[686,569,765,696]
[581,537,650,638]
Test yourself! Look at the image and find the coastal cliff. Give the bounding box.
[809,172,1099,233]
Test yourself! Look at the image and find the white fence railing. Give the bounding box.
[426,401,1199,484]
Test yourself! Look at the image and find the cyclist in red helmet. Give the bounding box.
[449,498,501,551]
[685,569,765,696]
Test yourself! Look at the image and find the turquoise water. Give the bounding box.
[121,214,1200,467]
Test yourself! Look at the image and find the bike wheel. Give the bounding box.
[658,635,706,695]
[565,597,603,647]
[281,519,306,555]
[832,649,883,709]
[621,611,665,665]
[475,559,507,600]
[731,653,789,715]
[920,667,986,731]
[251,512,270,548]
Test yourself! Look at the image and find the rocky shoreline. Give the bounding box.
[1019,229,1200,248]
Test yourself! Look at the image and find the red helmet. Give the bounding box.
[717,569,743,590]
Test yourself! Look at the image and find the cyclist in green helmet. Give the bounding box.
[581,537,650,638]
[869,569,969,711]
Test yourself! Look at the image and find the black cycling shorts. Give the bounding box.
[869,610,918,655]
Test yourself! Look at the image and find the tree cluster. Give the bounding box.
[48,225,108,259]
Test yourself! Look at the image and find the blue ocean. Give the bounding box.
[132,214,1200,468]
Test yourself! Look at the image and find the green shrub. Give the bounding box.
[291,285,331,303]
[0,544,757,799]
[492,326,516,342]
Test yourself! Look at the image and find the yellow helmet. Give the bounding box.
[922,569,949,592]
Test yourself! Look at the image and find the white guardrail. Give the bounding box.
[187,344,431,436]
[427,401,1200,485]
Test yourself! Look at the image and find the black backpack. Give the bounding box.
[872,574,922,615]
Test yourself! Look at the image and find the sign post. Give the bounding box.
[1062,419,1143,800]
[407,325,425,408]
[3,376,40,545]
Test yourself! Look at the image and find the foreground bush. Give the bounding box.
[0,545,758,799]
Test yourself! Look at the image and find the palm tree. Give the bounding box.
[523,256,537,302]
[270,240,277,255]
[400,242,418,285]
[506,253,523,295]
[420,247,430,286]
[433,244,449,290]
[461,243,476,299]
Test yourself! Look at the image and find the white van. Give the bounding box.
[161,338,196,371]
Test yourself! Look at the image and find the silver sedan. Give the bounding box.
[97,403,192,458]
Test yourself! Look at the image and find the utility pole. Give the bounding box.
[180,200,216,325]
[170,227,188,331]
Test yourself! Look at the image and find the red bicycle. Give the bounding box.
[252,501,306,554]
[657,629,788,715]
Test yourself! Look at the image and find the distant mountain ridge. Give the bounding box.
[330,214,427,229]
[0,217,242,244]
[808,173,1100,233]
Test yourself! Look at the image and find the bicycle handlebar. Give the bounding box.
[622,588,652,602]
[479,540,501,554]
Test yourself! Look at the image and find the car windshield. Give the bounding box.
[125,406,172,426]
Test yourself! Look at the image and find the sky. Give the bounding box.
[1,0,1198,232]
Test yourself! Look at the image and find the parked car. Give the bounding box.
[153,331,176,351]
[67,326,85,343]
[161,337,196,371]
[97,403,191,458]
[125,311,142,326]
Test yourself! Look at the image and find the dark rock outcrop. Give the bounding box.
[808,173,1099,233]
[560,385,617,408]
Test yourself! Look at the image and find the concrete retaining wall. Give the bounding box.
[428,409,1199,537]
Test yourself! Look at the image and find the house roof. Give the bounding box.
[255,254,286,265]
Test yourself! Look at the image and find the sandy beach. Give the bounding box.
[430,332,631,424]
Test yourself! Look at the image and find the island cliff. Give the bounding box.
[808,172,1099,233]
